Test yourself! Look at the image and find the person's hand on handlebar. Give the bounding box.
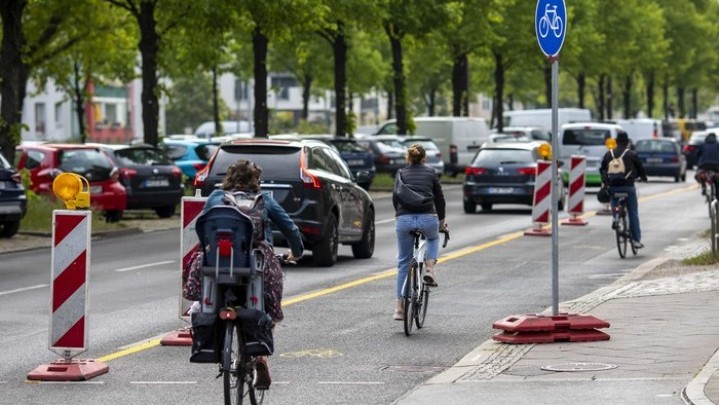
[439,219,449,233]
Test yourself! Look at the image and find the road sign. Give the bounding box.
[535,0,566,57]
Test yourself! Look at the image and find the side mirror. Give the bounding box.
[354,170,371,184]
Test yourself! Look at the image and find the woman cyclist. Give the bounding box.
[392,144,447,321]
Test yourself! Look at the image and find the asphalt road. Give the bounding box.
[0,177,709,405]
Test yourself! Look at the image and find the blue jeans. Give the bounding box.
[610,185,641,243]
[395,214,439,298]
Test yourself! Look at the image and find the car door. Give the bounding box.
[308,146,354,239]
[325,147,366,241]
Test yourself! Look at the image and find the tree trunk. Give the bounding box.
[544,65,552,108]
[646,71,655,118]
[0,0,28,162]
[677,87,685,118]
[72,60,87,143]
[493,51,505,133]
[332,21,348,137]
[577,73,586,109]
[252,27,269,138]
[212,66,220,139]
[623,75,632,118]
[606,76,613,120]
[387,31,406,134]
[691,88,698,119]
[387,91,393,120]
[451,52,469,117]
[662,77,670,118]
[598,75,605,121]
[138,1,160,146]
[301,73,311,121]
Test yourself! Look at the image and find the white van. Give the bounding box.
[194,120,252,139]
[558,122,624,186]
[375,117,490,174]
[503,108,592,132]
[611,118,663,141]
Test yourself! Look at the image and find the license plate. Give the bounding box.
[144,179,169,187]
[91,185,103,194]
[647,157,662,163]
[347,159,364,166]
[488,187,514,194]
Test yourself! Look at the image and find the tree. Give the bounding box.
[165,72,230,135]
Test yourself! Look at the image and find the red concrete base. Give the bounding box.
[160,327,193,346]
[493,329,610,344]
[492,313,611,344]
[524,226,551,237]
[27,359,108,381]
[561,216,588,226]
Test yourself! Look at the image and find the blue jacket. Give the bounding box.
[698,137,719,167]
[203,189,304,257]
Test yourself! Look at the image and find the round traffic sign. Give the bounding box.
[535,0,566,57]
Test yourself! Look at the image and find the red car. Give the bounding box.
[15,143,127,221]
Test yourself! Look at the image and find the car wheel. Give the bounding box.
[0,221,20,238]
[105,210,124,223]
[480,203,493,211]
[463,200,476,214]
[313,214,338,267]
[681,172,686,182]
[351,209,375,259]
[674,174,680,183]
[155,205,176,218]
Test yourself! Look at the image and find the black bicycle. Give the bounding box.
[402,229,449,336]
[612,192,637,259]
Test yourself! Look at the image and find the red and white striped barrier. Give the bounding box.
[161,195,207,346]
[525,160,552,237]
[27,210,108,381]
[562,155,588,226]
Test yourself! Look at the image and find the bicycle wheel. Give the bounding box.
[403,262,417,336]
[416,285,430,329]
[615,212,627,258]
[223,322,242,405]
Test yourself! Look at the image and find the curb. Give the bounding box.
[683,347,719,405]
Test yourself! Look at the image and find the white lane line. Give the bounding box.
[0,381,7,384]
[317,381,385,385]
[375,218,395,225]
[130,381,197,385]
[115,260,175,273]
[0,284,47,297]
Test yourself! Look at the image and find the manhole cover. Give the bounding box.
[383,365,447,373]
[541,362,617,372]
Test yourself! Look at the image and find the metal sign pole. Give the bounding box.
[550,58,559,316]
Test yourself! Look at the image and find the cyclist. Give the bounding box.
[599,131,648,250]
[392,144,447,321]
[202,159,303,389]
[695,132,719,198]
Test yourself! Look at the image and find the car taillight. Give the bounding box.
[300,149,321,189]
[119,168,137,180]
[193,162,207,171]
[684,145,696,153]
[517,167,536,176]
[377,154,390,164]
[194,165,209,188]
[465,167,485,175]
[670,155,679,163]
[171,167,182,177]
[110,167,120,182]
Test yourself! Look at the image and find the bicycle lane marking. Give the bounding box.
[93,184,696,363]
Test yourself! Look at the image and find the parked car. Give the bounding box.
[193,138,375,267]
[463,142,565,213]
[161,139,219,182]
[401,137,444,175]
[0,152,27,237]
[493,126,551,142]
[356,135,407,175]
[634,139,687,182]
[683,129,717,169]
[486,133,532,144]
[306,135,376,190]
[93,144,184,218]
[15,143,127,222]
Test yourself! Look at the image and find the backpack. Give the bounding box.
[607,149,630,185]
[224,191,265,245]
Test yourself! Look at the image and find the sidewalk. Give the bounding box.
[394,239,719,405]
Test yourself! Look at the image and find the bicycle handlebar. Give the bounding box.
[441,229,450,248]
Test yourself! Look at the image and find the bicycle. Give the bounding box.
[402,228,449,336]
[538,4,564,38]
[612,192,637,259]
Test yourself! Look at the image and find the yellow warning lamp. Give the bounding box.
[538,143,552,159]
[52,173,90,210]
[605,138,617,150]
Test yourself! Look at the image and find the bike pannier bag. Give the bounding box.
[236,307,274,356]
[190,312,222,363]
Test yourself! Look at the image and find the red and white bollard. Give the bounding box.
[562,155,588,226]
[161,194,207,346]
[525,160,552,237]
[27,210,109,381]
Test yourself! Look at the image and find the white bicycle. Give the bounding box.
[538,4,564,38]
[401,228,449,336]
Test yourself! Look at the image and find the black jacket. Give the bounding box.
[599,146,648,186]
[393,164,446,220]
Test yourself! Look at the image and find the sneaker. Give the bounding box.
[254,357,271,390]
[393,309,404,321]
[423,272,438,287]
[631,240,644,249]
[611,219,618,230]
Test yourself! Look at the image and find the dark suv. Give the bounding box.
[194,139,375,266]
[95,144,184,218]
[0,153,27,238]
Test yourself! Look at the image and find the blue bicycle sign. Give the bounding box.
[535,0,566,57]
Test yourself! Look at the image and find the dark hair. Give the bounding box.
[707,133,717,143]
[221,159,262,192]
[616,131,629,146]
[405,143,426,165]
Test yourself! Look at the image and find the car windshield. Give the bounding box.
[212,145,301,181]
[562,129,610,146]
[59,149,113,177]
[376,140,405,152]
[472,149,534,165]
[635,141,675,153]
[115,147,172,165]
[404,140,439,150]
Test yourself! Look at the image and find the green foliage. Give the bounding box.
[20,190,121,233]
[165,72,230,135]
[295,120,330,135]
[682,250,719,265]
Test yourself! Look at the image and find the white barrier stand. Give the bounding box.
[161,195,207,346]
[525,160,552,237]
[27,210,108,381]
[562,155,588,226]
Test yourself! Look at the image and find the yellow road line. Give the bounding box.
[95,183,696,362]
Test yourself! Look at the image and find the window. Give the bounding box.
[271,76,297,100]
[25,150,45,169]
[106,104,118,125]
[54,102,63,127]
[234,79,248,101]
[562,129,610,146]
[35,103,46,135]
